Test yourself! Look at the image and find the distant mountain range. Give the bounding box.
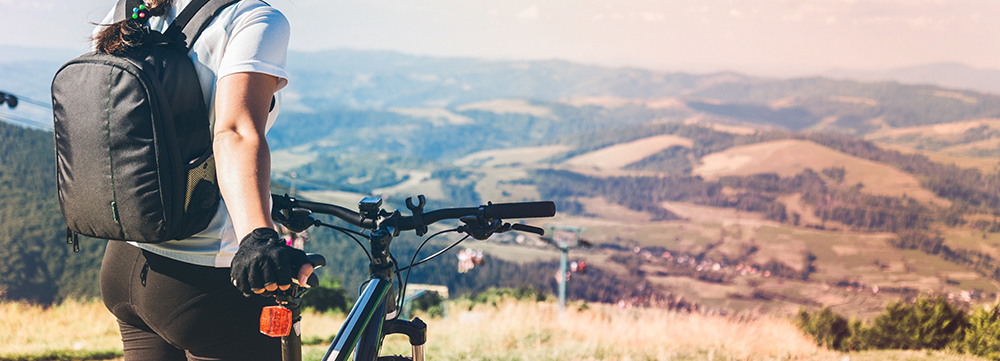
[4,45,1000,128]
[824,63,1000,96]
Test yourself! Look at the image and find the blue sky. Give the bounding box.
[1,0,998,76]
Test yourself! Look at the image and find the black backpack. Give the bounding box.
[52,0,239,249]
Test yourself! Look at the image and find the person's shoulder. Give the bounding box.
[231,0,286,18]
[229,0,288,26]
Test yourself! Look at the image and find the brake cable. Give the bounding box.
[395,228,466,315]
[317,220,374,265]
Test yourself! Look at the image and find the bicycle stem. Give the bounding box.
[369,226,398,317]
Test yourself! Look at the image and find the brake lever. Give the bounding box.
[458,216,501,240]
[271,203,317,233]
[510,223,545,236]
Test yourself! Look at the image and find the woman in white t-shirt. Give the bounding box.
[93,1,312,359]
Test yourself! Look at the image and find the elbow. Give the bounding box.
[213,128,268,153]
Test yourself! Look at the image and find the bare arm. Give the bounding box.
[213,72,277,239]
[215,72,312,291]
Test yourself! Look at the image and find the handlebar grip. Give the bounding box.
[484,201,556,219]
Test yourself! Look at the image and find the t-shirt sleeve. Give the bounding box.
[217,6,290,92]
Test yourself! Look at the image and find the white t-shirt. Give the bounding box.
[95,0,290,267]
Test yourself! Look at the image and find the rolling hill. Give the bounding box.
[2,48,1000,319]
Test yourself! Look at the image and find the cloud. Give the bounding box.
[641,13,665,22]
[782,12,805,22]
[729,8,743,18]
[517,5,539,19]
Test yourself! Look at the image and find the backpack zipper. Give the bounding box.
[106,66,127,239]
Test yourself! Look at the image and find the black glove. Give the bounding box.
[230,227,310,296]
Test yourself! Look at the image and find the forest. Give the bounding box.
[0,121,653,304]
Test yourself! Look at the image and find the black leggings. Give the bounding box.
[101,241,281,361]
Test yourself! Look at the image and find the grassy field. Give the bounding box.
[691,139,950,206]
[564,134,694,171]
[3,298,988,361]
[864,119,1000,171]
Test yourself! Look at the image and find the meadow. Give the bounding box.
[0,298,988,361]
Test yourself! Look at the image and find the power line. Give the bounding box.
[271,171,349,195]
[0,89,51,109]
[0,114,53,131]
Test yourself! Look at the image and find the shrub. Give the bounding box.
[796,296,977,353]
[795,307,852,351]
[300,276,351,313]
[866,296,968,350]
[962,305,1000,360]
[406,291,445,318]
[460,285,551,309]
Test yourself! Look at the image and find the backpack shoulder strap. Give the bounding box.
[164,0,242,51]
[111,0,240,50]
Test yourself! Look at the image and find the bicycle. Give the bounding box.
[263,193,556,361]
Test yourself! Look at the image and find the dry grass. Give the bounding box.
[0,299,121,358]
[305,299,839,361]
[0,298,988,361]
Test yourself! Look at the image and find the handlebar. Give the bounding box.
[272,194,555,234]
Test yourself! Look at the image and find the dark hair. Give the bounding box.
[93,0,174,55]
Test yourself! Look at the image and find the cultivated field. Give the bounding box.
[454,145,571,168]
[865,119,1000,159]
[455,99,556,117]
[875,143,1000,173]
[692,139,951,206]
[565,134,694,171]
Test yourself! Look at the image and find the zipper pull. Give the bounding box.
[65,228,80,253]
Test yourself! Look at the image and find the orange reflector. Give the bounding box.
[260,306,292,337]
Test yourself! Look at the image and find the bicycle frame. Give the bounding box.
[323,277,392,361]
[321,212,427,361]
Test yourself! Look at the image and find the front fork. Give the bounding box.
[383,317,427,361]
[358,227,428,361]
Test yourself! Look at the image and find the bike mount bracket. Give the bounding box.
[406,195,428,237]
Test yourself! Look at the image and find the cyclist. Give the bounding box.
[93,1,312,360]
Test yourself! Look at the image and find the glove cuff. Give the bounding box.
[243,227,280,244]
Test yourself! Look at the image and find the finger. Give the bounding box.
[274,249,293,288]
[298,264,314,287]
[288,250,312,286]
[247,259,268,293]
[260,256,279,290]
[278,283,291,291]
[231,269,252,295]
[264,282,278,292]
